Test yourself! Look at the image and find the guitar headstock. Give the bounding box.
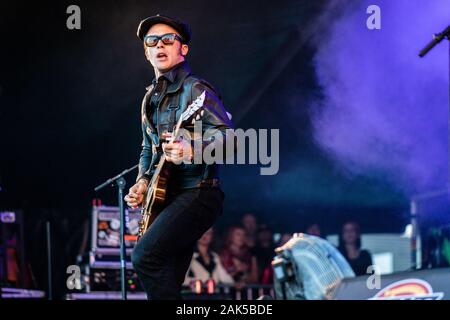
[181,90,206,122]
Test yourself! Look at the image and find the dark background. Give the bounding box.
[0,0,409,296]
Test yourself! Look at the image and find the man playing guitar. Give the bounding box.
[124,14,234,300]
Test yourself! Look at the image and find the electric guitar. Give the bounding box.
[137,91,206,240]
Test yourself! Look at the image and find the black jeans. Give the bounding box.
[131,187,224,299]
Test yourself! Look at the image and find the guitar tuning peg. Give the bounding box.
[195,114,201,121]
[191,118,195,125]
[200,110,204,117]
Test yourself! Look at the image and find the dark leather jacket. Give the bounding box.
[137,61,234,190]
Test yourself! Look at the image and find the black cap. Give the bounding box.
[137,14,191,44]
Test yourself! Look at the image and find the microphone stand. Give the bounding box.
[419,25,450,58]
[95,164,138,300]
[414,25,450,269]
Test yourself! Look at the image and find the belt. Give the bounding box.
[196,178,221,188]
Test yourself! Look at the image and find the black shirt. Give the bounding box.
[340,249,373,276]
[149,61,185,134]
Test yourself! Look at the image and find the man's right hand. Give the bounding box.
[124,179,148,208]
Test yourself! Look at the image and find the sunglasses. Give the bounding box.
[144,33,184,47]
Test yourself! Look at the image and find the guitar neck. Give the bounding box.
[146,116,184,191]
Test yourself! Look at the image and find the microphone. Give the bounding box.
[419,25,450,58]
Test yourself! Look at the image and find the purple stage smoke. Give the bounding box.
[311,0,450,195]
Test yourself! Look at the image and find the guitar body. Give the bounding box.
[137,162,170,240]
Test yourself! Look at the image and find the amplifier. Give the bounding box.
[90,205,141,256]
[0,210,31,288]
[81,264,142,293]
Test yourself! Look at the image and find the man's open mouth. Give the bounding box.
[156,53,167,59]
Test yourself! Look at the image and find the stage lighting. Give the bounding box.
[272,233,355,300]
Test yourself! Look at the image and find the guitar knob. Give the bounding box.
[200,110,204,117]
[195,114,200,121]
